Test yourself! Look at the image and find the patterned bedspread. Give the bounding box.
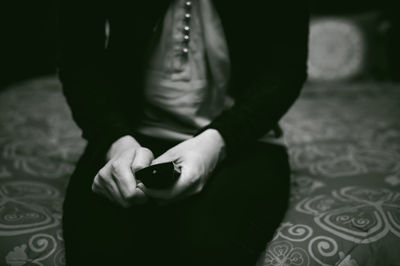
[0,77,399,266]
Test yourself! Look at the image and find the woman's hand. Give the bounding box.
[141,129,226,203]
[92,135,154,207]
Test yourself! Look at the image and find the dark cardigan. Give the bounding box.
[58,0,309,155]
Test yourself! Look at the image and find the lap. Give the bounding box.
[172,142,290,264]
[62,138,290,266]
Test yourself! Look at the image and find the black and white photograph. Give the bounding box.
[0,0,399,265]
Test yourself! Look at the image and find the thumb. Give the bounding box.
[151,149,178,165]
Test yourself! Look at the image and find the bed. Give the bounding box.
[0,76,399,266]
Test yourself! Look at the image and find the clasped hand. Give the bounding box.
[91,129,226,207]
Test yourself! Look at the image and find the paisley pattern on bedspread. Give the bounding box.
[0,77,399,265]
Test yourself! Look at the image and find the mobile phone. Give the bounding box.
[135,162,180,189]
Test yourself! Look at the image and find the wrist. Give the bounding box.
[107,135,141,160]
[201,128,226,160]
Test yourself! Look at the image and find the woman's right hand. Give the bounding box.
[91,135,154,207]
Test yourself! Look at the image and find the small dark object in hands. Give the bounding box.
[136,162,181,189]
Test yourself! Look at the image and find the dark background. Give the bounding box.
[0,0,399,88]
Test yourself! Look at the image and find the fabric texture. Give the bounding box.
[62,135,290,266]
[58,0,309,155]
[137,0,233,141]
[0,77,400,265]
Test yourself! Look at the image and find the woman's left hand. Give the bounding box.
[140,129,226,203]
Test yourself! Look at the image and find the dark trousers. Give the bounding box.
[62,135,290,266]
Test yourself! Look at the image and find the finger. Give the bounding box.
[112,148,154,205]
[98,165,129,207]
[96,168,147,207]
[132,184,148,205]
[92,174,119,204]
[111,149,138,202]
[131,147,154,173]
[151,149,178,166]
[137,183,164,205]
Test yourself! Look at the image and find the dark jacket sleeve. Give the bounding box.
[198,1,309,154]
[57,0,135,149]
